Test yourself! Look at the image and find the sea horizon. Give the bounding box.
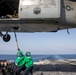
[0,54,76,62]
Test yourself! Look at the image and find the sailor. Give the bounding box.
[15,49,25,75]
[22,51,33,75]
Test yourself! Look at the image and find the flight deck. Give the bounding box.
[0,59,76,75]
[33,59,76,75]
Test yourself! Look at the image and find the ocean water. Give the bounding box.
[0,54,76,62]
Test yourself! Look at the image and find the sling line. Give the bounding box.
[14,30,20,50]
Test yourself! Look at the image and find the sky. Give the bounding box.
[0,28,76,54]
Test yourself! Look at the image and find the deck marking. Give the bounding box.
[59,71,64,75]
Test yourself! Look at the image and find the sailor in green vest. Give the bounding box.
[15,49,25,75]
[22,51,33,75]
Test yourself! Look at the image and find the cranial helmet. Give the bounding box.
[17,52,23,57]
[26,51,31,56]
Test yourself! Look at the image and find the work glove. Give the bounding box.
[17,48,20,51]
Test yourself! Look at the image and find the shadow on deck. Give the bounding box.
[33,64,76,72]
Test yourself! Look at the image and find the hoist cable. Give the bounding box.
[14,30,20,50]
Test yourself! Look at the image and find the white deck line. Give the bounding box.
[59,71,64,75]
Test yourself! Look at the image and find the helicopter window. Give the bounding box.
[22,0,36,5]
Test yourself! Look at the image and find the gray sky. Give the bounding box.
[0,29,76,54]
